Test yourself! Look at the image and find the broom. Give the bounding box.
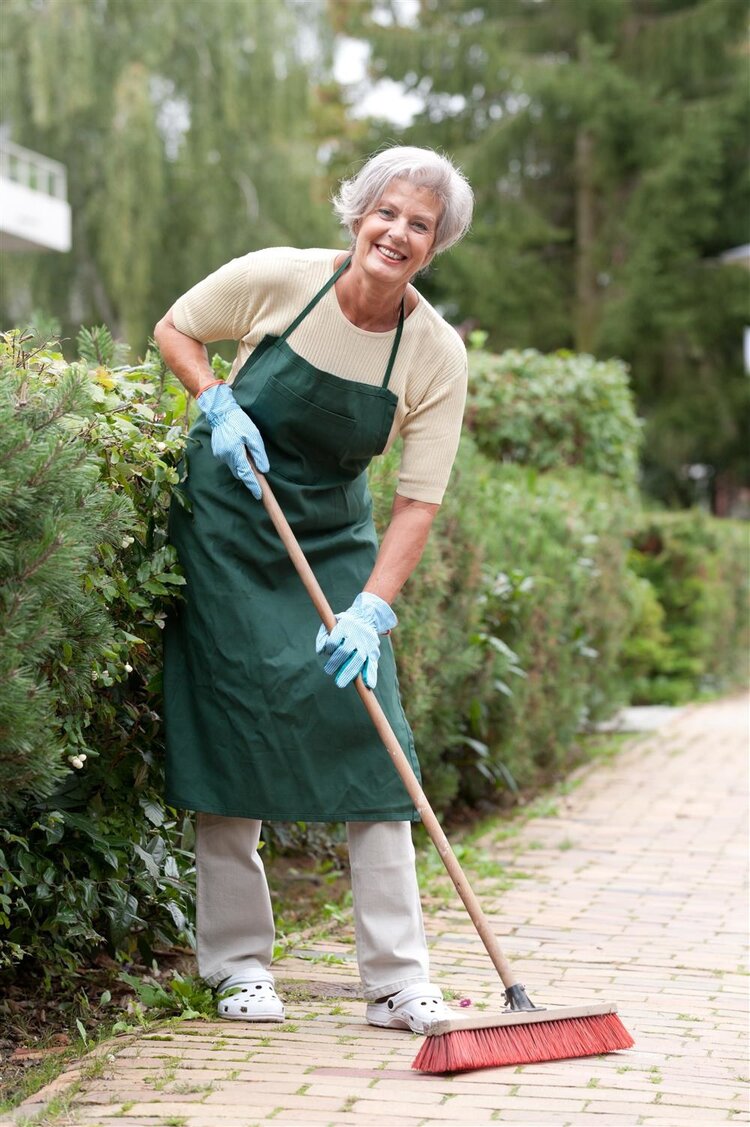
[249,456,634,1074]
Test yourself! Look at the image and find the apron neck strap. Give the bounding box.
[382,299,404,391]
[280,256,352,343]
[280,254,405,391]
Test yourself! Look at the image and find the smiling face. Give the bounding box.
[351,178,443,289]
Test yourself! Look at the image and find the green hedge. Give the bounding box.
[620,510,749,703]
[464,348,642,495]
[371,441,636,808]
[2,332,745,986]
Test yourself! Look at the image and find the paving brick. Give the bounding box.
[353,1096,496,1120]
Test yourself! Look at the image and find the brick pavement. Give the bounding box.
[8,693,749,1127]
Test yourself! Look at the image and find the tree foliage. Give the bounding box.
[0,0,342,351]
[335,0,750,503]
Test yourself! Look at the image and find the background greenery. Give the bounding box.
[1,0,748,508]
[2,334,747,989]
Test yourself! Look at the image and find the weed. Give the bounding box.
[79,1053,115,1081]
[527,796,560,819]
[0,1047,77,1117]
[296,952,346,966]
[13,1080,81,1127]
[144,1060,178,1091]
[120,971,214,1021]
[322,902,347,924]
[172,1079,214,1096]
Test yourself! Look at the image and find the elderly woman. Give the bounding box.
[154,145,473,1033]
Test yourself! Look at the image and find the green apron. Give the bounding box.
[164,258,421,822]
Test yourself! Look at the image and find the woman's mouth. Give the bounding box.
[375,244,407,262]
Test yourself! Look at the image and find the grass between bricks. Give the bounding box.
[415,729,632,897]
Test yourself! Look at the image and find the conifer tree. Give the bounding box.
[0,336,132,809]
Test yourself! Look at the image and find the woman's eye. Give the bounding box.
[378,208,393,217]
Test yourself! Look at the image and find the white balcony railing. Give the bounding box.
[0,139,72,252]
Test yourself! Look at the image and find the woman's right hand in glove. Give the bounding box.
[316,592,398,689]
[197,382,269,499]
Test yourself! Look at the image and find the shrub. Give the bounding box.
[464,463,636,794]
[465,348,642,495]
[370,438,637,806]
[369,443,487,811]
[0,341,130,806]
[621,510,749,703]
[1,329,195,983]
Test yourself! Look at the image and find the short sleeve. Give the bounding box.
[396,338,468,505]
[170,248,292,342]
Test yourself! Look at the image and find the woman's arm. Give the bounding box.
[364,494,440,606]
[153,309,219,398]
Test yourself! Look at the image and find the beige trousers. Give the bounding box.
[195,813,431,1000]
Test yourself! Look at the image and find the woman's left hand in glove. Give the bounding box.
[316,592,397,689]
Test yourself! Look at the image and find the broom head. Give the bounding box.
[412,1001,634,1074]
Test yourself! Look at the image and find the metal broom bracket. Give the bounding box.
[504,984,545,1012]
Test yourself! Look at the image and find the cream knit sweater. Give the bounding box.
[171,247,467,504]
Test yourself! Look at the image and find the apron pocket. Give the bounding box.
[263,375,356,430]
[251,375,357,483]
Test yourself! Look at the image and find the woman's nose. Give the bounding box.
[389,217,408,241]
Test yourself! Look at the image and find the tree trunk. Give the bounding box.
[574,126,598,353]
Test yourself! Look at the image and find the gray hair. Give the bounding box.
[332,146,473,256]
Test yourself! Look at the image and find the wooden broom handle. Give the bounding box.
[251,460,520,992]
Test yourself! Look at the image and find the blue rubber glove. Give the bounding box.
[316,592,398,689]
[197,382,269,499]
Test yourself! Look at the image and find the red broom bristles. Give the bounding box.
[412,1012,634,1074]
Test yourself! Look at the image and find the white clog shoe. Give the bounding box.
[365,983,452,1034]
[217,973,285,1022]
